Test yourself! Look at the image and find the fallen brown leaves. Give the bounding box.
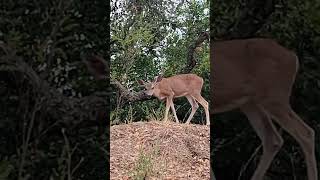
[110,121,210,180]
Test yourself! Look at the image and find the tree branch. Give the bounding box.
[82,53,154,105]
[182,32,209,74]
[0,43,108,135]
[84,32,209,106]
[111,79,154,104]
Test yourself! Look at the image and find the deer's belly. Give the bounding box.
[211,80,253,113]
[174,92,188,98]
[211,96,250,113]
[157,96,166,101]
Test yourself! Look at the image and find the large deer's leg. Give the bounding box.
[193,94,210,125]
[241,103,283,180]
[185,95,199,124]
[169,98,179,123]
[263,103,318,180]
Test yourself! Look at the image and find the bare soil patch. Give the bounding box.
[110,121,210,180]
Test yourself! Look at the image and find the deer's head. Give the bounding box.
[138,75,163,96]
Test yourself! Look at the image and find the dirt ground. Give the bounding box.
[110,121,210,180]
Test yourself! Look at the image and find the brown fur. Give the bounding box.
[139,74,210,125]
[211,38,317,180]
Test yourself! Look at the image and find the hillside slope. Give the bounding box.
[110,121,210,180]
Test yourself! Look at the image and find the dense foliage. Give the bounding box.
[0,0,109,179]
[110,0,210,125]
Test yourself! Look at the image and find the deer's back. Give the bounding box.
[159,74,204,96]
[211,38,298,113]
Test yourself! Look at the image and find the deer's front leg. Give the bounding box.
[169,99,179,123]
[163,97,171,122]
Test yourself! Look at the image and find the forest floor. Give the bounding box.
[110,121,210,180]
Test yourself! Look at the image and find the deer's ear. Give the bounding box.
[83,54,107,80]
[137,79,145,85]
[155,75,163,82]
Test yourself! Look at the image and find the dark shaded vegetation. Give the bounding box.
[211,0,320,179]
[0,0,109,179]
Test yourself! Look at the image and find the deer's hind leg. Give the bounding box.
[193,94,210,125]
[185,95,199,124]
[262,103,318,180]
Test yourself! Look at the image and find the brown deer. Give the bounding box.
[138,74,210,125]
[211,38,318,180]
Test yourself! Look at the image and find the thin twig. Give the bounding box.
[238,144,262,180]
[18,97,43,179]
